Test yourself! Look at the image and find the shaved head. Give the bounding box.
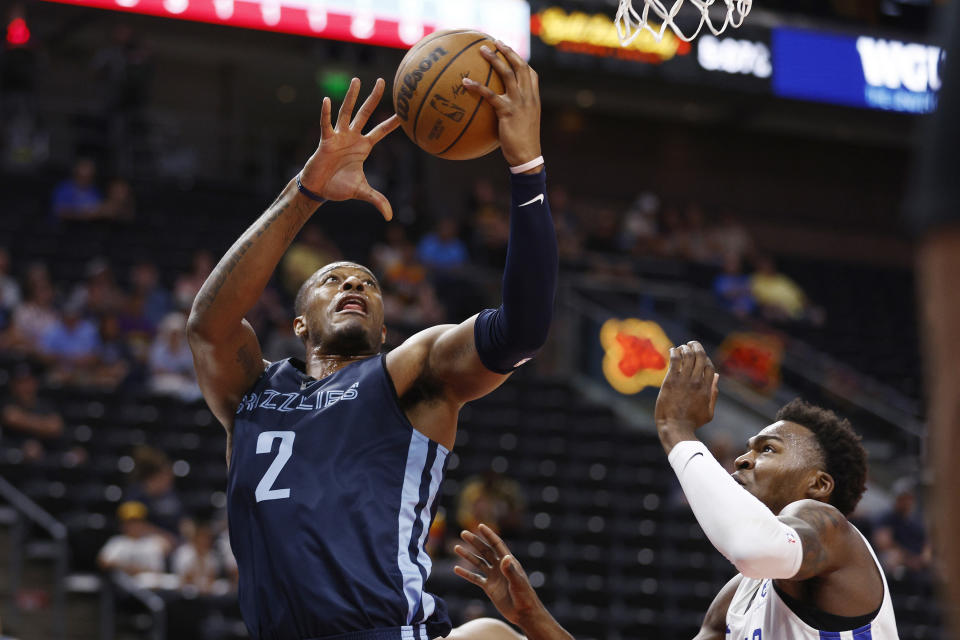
[295,262,379,318]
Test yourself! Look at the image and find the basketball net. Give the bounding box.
[615,0,752,43]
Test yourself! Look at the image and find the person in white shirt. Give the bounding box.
[98,501,172,575]
[454,341,899,640]
[171,520,223,594]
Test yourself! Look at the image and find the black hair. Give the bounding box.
[776,398,867,516]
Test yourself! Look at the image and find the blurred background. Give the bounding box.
[0,0,948,638]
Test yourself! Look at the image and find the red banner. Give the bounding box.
[41,0,531,56]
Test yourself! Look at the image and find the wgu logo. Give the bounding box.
[855,37,943,92]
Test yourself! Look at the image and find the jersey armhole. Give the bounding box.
[772,583,881,632]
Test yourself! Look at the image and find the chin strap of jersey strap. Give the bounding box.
[669,440,804,579]
[474,169,557,374]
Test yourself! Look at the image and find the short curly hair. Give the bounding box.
[776,398,867,516]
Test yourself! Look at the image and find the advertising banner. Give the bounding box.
[40,0,532,57]
[772,26,942,113]
[529,4,772,91]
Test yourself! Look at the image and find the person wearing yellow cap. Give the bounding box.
[97,501,172,575]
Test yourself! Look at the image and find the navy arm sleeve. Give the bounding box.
[473,170,559,374]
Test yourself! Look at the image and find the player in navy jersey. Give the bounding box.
[187,41,555,640]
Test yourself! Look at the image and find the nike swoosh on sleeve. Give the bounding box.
[519,194,545,208]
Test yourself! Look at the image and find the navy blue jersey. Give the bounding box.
[226,356,452,640]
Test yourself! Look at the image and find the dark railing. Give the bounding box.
[0,475,69,640]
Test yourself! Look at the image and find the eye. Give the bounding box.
[365,279,377,288]
[762,445,775,453]
[325,275,339,284]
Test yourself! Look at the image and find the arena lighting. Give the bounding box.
[40,0,531,57]
[6,16,31,46]
[532,6,690,64]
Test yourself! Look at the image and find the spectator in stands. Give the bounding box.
[371,225,409,276]
[97,177,136,222]
[710,213,754,265]
[381,242,445,330]
[0,262,58,355]
[873,477,931,574]
[98,501,172,576]
[750,255,822,323]
[280,225,342,298]
[174,250,214,311]
[681,203,714,263]
[40,299,101,384]
[126,445,184,540]
[127,261,170,330]
[620,192,660,256]
[417,219,469,271]
[50,158,104,222]
[67,258,124,318]
[89,312,133,389]
[713,253,756,317]
[172,520,225,594]
[148,311,201,401]
[457,470,526,538]
[0,364,66,460]
[0,247,20,330]
[467,190,510,269]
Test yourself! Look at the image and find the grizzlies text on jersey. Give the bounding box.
[227,356,452,640]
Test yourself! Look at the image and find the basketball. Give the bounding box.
[392,30,505,161]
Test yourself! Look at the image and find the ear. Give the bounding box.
[294,316,308,340]
[380,325,387,346]
[807,470,835,502]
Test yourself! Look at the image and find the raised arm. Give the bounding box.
[387,41,556,406]
[455,524,574,640]
[655,342,860,581]
[188,78,400,428]
[694,574,742,640]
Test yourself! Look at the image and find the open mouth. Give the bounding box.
[336,295,368,315]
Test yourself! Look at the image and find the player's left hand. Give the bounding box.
[454,524,547,627]
[654,341,720,434]
[461,41,541,170]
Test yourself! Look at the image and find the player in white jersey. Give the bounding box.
[453,341,898,640]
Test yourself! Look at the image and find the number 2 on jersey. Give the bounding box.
[255,431,295,502]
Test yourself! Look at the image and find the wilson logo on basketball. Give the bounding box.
[395,46,449,121]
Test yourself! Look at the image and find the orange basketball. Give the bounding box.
[392,30,505,161]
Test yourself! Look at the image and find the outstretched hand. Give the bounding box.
[299,77,401,220]
[461,41,542,170]
[654,340,720,439]
[454,524,546,626]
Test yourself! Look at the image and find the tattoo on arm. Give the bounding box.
[236,344,260,379]
[782,502,848,577]
[191,192,314,318]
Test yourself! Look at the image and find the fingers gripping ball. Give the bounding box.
[393,30,505,160]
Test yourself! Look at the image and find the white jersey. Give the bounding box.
[726,529,899,640]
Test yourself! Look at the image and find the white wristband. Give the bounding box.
[509,156,545,174]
